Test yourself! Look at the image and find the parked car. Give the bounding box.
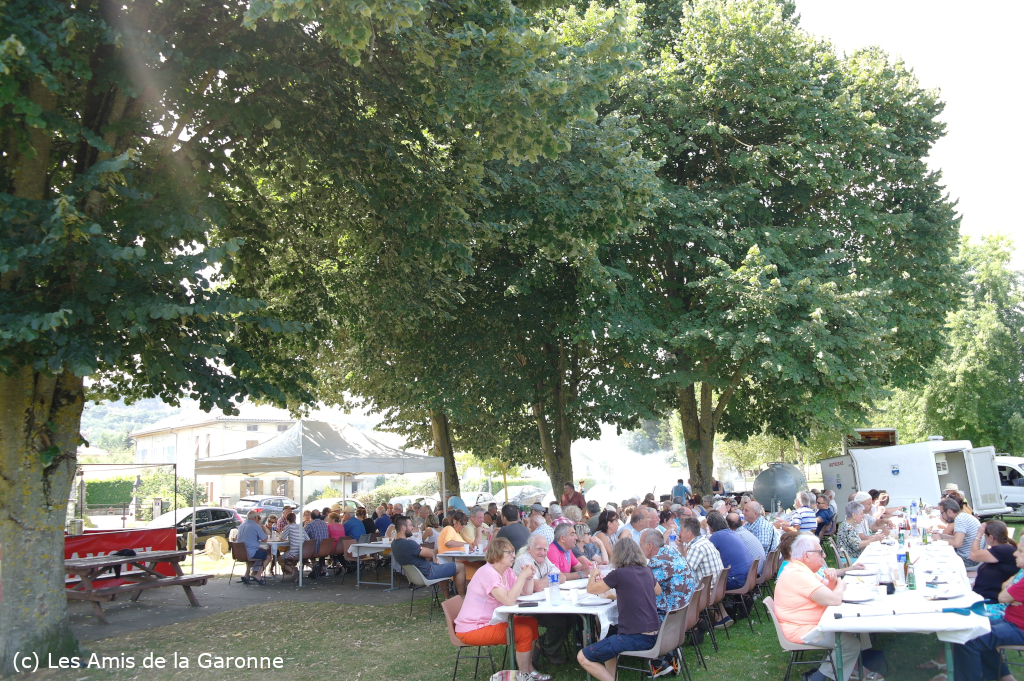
[234,495,300,519]
[147,506,242,550]
[388,495,440,510]
[501,485,546,506]
[302,497,364,514]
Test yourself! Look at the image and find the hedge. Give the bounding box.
[85,478,134,505]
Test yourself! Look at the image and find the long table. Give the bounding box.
[65,550,211,624]
[815,540,990,679]
[346,542,397,589]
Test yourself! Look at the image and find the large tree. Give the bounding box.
[878,236,1024,452]
[602,0,962,494]
[1,0,629,667]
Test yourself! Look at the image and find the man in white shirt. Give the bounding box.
[514,535,570,666]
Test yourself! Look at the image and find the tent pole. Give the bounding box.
[191,467,197,574]
[299,421,304,588]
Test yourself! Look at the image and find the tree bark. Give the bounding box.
[0,368,85,674]
[532,342,575,494]
[429,410,460,496]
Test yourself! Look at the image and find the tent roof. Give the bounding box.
[193,420,444,477]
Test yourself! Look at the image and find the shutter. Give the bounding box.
[245,440,258,449]
[239,480,247,498]
[287,480,295,500]
[257,479,264,495]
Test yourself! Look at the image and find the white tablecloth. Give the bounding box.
[436,551,488,563]
[814,541,990,645]
[494,596,619,640]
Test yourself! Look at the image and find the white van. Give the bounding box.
[995,456,1024,511]
[819,438,1010,517]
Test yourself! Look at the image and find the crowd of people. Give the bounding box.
[230,476,1024,681]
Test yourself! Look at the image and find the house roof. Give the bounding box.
[130,404,294,438]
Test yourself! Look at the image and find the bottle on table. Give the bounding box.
[548,573,563,605]
[907,563,917,590]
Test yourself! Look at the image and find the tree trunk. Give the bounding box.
[678,383,714,496]
[532,347,575,496]
[429,410,460,496]
[0,369,85,674]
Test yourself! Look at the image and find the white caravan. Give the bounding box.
[819,438,1010,517]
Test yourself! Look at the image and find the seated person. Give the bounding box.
[775,534,879,681]
[577,537,662,681]
[495,504,531,554]
[814,494,835,536]
[970,521,1019,601]
[421,513,441,544]
[836,502,882,562]
[705,511,752,590]
[342,510,365,540]
[358,507,375,536]
[945,542,1024,681]
[514,535,572,666]
[390,515,465,597]
[932,497,981,568]
[548,524,590,579]
[278,512,309,582]
[454,538,549,681]
[575,523,608,564]
[236,510,272,584]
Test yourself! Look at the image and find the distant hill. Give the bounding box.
[80,398,187,457]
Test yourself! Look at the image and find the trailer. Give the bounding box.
[820,438,1010,517]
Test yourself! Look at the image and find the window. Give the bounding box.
[204,434,211,458]
[246,424,259,432]
[163,445,175,461]
[212,510,232,521]
[194,510,211,524]
[277,424,290,432]
[241,479,261,496]
[139,448,148,462]
[999,466,1024,487]
[245,440,259,449]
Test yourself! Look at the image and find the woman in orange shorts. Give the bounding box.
[453,537,550,681]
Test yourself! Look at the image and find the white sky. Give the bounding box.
[795,0,1024,267]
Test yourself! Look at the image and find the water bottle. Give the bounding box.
[896,548,906,572]
[668,533,678,550]
[910,516,918,537]
[547,573,563,605]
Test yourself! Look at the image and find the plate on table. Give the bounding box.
[844,570,876,577]
[842,594,875,604]
[576,595,613,607]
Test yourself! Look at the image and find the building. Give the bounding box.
[130,405,371,506]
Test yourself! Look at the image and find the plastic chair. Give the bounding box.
[756,550,778,602]
[705,567,731,645]
[764,596,838,681]
[998,644,1024,671]
[681,581,709,672]
[616,608,688,680]
[725,558,762,630]
[440,596,505,681]
[228,542,257,585]
[403,564,452,621]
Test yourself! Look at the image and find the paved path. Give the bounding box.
[68,568,410,642]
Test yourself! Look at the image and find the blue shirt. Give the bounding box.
[448,497,468,513]
[236,519,266,559]
[344,517,366,539]
[707,529,752,582]
[374,515,392,535]
[671,484,690,500]
[814,508,835,536]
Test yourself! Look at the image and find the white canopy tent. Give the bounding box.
[191,420,446,586]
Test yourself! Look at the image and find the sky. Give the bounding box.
[794,0,1024,267]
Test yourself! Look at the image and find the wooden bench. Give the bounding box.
[65,550,210,624]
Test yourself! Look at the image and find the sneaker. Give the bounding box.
[649,659,672,678]
[528,672,551,681]
[667,652,681,676]
[713,616,734,630]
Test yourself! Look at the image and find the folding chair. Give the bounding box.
[681,582,709,673]
[998,644,1024,672]
[616,608,687,681]
[704,567,731,646]
[403,564,451,621]
[440,596,506,681]
[765,596,838,681]
[725,558,762,630]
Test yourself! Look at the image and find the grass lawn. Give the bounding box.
[30,598,959,681]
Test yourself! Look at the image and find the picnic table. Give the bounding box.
[346,542,399,589]
[65,550,211,624]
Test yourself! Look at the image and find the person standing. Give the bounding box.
[577,538,662,681]
[561,482,586,511]
[671,479,690,501]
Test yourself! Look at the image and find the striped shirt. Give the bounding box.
[306,518,330,551]
[791,506,818,532]
[683,535,725,589]
[280,522,309,558]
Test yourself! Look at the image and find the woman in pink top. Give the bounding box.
[327,512,346,540]
[454,537,549,681]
